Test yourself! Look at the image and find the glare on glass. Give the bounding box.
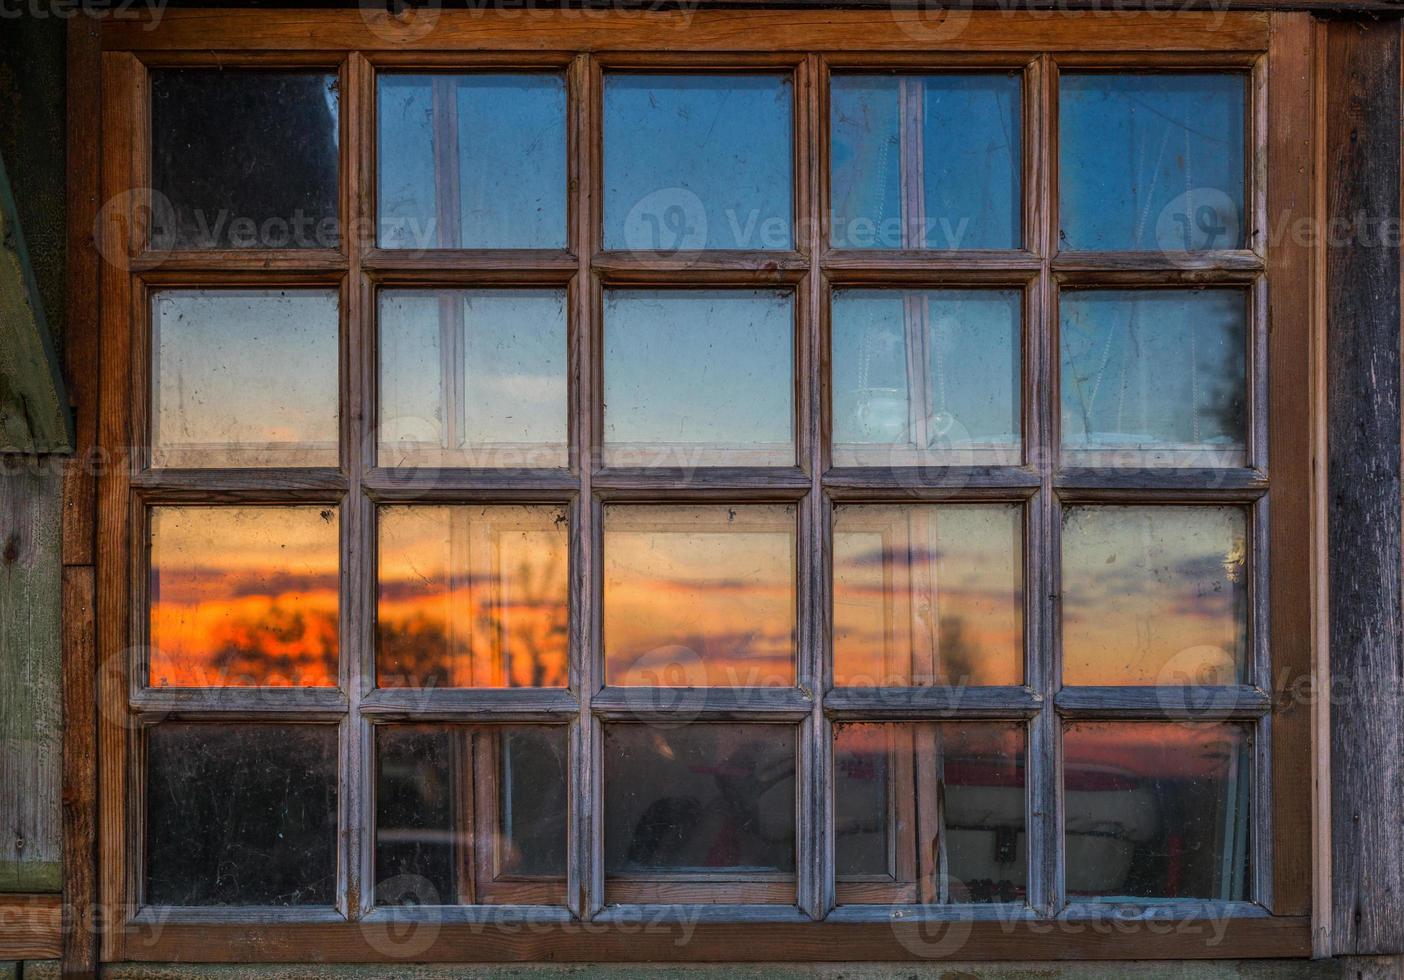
[1060,289,1247,468]
[830,73,1021,250]
[833,504,1022,687]
[375,725,568,905]
[1061,505,1248,686]
[146,723,337,906]
[832,289,1021,466]
[378,74,567,250]
[151,70,340,250]
[148,506,340,688]
[1059,73,1246,252]
[604,504,797,688]
[377,505,569,689]
[603,74,793,252]
[151,289,339,468]
[1063,721,1251,901]
[378,289,568,469]
[603,290,794,467]
[834,722,1025,904]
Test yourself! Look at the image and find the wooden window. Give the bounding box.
[92,8,1315,962]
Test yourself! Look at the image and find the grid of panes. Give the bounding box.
[134,55,1263,919]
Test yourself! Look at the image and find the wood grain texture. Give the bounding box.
[0,893,62,960]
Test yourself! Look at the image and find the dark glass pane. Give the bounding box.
[831,73,1021,249]
[1060,290,1247,468]
[375,725,568,905]
[1060,73,1246,252]
[604,289,794,467]
[151,71,339,250]
[603,74,793,251]
[377,505,568,688]
[378,74,567,250]
[151,289,339,468]
[834,722,1025,904]
[604,504,796,687]
[148,506,339,688]
[603,725,796,876]
[832,289,1020,466]
[146,723,337,906]
[378,289,567,469]
[833,504,1022,687]
[1064,721,1252,901]
[1061,506,1248,686]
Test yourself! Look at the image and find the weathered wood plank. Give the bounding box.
[0,893,61,960]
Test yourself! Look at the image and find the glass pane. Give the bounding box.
[378,289,567,469]
[151,289,339,468]
[832,289,1021,466]
[604,504,796,687]
[603,725,796,890]
[148,506,339,688]
[1060,290,1247,468]
[377,505,568,688]
[603,74,793,252]
[378,74,567,250]
[831,73,1021,249]
[834,722,1025,904]
[604,290,794,467]
[375,725,568,906]
[1059,73,1246,252]
[833,504,1022,687]
[151,71,339,250]
[146,723,337,905]
[1062,506,1248,686]
[1064,721,1252,901]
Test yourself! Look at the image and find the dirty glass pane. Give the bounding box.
[375,725,568,905]
[1061,506,1248,686]
[378,74,567,250]
[603,74,793,252]
[604,504,796,688]
[833,504,1022,687]
[603,290,794,467]
[146,723,337,905]
[151,71,340,250]
[832,289,1021,466]
[603,725,796,883]
[1064,721,1252,902]
[1061,290,1247,468]
[148,506,339,688]
[151,289,339,468]
[377,505,568,689]
[834,722,1026,904]
[830,73,1021,249]
[378,289,567,469]
[1059,73,1246,252]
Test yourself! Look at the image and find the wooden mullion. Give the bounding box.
[825,686,1042,720]
[1053,685,1272,720]
[1051,251,1263,276]
[129,250,348,275]
[361,687,578,722]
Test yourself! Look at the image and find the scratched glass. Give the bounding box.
[603,74,793,251]
[834,722,1026,904]
[1059,73,1246,252]
[148,506,340,688]
[378,289,568,469]
[830,73,1021,249]
[151,71,340,250]
[832,289,1021,466]
[1064,721,1251,901]
[378,74,567,250]
[1061,506,1248,686]
[377,505,569,689]
[603,504,797,688]
[146,723,337,906]
[833,504,1023,687]
[151,289,339,468]
[1060,289,1247,468]
[375,725,568,905]
[603,290,794,467]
